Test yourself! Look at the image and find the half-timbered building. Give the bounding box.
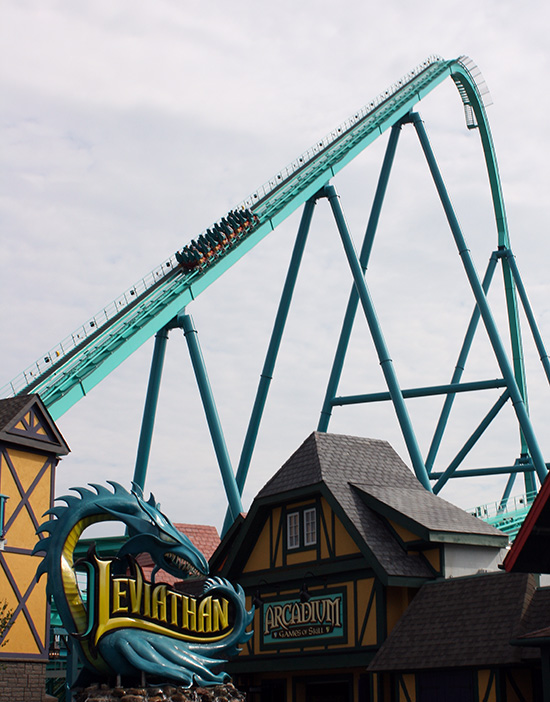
[211,432,511,702]
[0,395,69,702]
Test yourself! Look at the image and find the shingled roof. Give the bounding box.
[0,394,70,455]
[0,395,35,429]
[353,483,504,543]
[245,433,505,582]
[257,432,419,499]
[369,571,541,671]
[259,432,504,532]
[514,586,550,649]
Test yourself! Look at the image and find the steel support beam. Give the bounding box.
[179,311,243,522]
[412,112,547,485]
[319,122,402,432]
[222,196,317,533]
[426,253,498,472]
[430,464,536,479]
[322,183,431,491]
[433,390,510,492]
[333,378,506,406]
[506,250,550,385]
[132,326,171,491]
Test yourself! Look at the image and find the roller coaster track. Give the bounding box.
[2,55,495,421]
[6,51,550,533]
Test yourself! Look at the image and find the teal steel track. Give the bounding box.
[1,55,528,433]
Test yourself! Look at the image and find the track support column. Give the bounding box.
[321,184,432,491]
[411,111,547,484]
[319,122,402,432]
[133,325,171,491]
[426,253,499,472]
[179,311,243,522]
[222,196,318,533]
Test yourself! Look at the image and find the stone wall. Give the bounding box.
[74,682,245,702]
[0,660,46,702]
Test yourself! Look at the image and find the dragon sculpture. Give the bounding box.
[33,481,253,687]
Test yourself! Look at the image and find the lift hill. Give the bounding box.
[3,55,549,536]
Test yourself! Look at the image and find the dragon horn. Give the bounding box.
[131,482,144,499]
[106,480,129,495]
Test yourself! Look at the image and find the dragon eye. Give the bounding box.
[159,532,177,544]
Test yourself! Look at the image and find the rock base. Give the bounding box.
[74,682,245,702]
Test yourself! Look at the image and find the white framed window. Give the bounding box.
[287,512,300,549]
[303,508,317,546]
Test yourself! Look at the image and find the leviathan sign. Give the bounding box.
[34,482,253,686]
[261,589,345,648]
[88,554,235,645]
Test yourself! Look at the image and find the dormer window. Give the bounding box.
[287,512,300,549]
[304,508,317,546]
[286,506,317,550]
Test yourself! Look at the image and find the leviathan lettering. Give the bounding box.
[92,553,234,646]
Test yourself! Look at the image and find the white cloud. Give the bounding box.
[1,0,550,531]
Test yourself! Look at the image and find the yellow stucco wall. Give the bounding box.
[0,444,54,658]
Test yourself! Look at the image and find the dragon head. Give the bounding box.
[106,482,210,579]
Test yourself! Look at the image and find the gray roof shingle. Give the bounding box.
[353,483,504,538]
[255,432,504,580]
[257,432,419,499]
[0,394,70,455]
[0,395,35,430]
[369,572,540,670]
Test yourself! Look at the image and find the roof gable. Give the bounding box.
[0,395,69,455]
[331,481,433,581]
[504,473,550,573]
[353,484,507,546]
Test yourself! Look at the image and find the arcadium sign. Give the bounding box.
[261,589,346,648]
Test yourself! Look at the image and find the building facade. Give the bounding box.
[211,432,525,702]
[0,395,69,702]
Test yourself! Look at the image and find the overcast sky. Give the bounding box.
[2,1,550,533]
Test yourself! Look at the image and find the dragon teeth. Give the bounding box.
[165,552,201,576]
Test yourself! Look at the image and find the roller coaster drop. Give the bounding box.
[3,55,550,532]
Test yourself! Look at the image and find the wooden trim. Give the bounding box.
[376,580,386,644]
[480,669,495,702]
[357,579,376,647]
[0,552,45,653]
[274,510,283,568]
[227,649,376,674]
[235,554,368,588]
[0,395,69,455]
[0,651,49,660]
[2,449,53,534]
[504,668,529,702]
[397,673,413,702]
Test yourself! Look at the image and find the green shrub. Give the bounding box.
[0,599,14,647]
